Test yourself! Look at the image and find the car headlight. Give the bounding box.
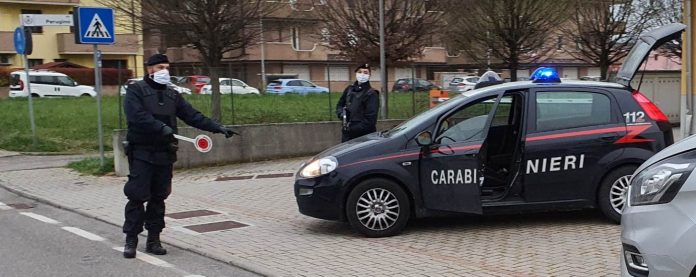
[298,156,338,179]
[629,150,696,206]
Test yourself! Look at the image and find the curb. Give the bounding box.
[0,178,283,277]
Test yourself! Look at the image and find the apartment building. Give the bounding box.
[0,0,144,76]
[158,0,603,90]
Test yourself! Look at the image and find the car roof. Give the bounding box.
[11,70,67,76]
[461,80,626,98]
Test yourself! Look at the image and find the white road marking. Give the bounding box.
[113,247,174,268]
[61,227,106,241]
[20,212,60,224]
[0,201,12,210]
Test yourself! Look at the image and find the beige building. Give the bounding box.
[0,0,144,76]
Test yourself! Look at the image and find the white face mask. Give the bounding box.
[356,73,370,84]
[151,69,170,85]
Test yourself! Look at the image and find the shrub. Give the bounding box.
[50,68,133,86]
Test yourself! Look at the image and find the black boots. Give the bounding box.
[123,235,138,259]
[146,232,167,255]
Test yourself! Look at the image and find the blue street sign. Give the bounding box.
[14,27,25,54]
[73,7,115,45]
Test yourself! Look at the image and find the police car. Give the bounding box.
[295,23,683,237]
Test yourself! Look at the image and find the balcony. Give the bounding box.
[0,0,79,5]
[57,33,140,55]
[0,31,14,53]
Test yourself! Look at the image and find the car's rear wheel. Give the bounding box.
[81,93,91,97]
[598,165,637,223]
[346,178,410,237]
[31,93,40,98]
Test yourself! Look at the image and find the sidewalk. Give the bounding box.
[0,157,621,277]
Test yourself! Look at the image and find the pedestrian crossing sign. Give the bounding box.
[73,7,115,44]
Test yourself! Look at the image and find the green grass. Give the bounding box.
[67,157,115,176]
[0,92,431,152]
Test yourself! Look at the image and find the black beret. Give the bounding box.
[355,63,370,72]
[146,54,170,66]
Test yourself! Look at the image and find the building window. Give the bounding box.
[21,10,43,34]
[557,36,564,50]
[320,27,330,45]
[28,59,44,68]
[102,59,128,68]
[291,27,300,49]
[0,55,11,65]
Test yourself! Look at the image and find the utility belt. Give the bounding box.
[123,141,178,165]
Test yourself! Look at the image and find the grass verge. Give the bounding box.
[0,92,431,152]
[67,157,115,176]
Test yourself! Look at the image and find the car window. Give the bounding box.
[451,78,463,83]
[300,80,314,87]
[535,91,612,132]
[56,76,75,86]
[418,80,431,86]
[467,77,480,83]
[10,74,21,86]
[198,77,210,84]
[396,79,408,85]
[220,80,230,86]
[232,80,245,86]
[268,81,282,86]
[29,76,56,85]
[436,95,497,144]
[287,80,302,86]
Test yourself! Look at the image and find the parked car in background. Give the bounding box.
[182,75,211,93]
[447,76,480,92]
[200,78,260,95]
[266,79,329,94]
[9,70,96,98]
[119,78,192,95]
[392,78,439,92]
[579,76,602,81]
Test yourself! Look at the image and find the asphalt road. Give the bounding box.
[0,187,259,277]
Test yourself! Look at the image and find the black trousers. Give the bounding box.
[122,157,173,236]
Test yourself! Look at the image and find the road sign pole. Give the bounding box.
[23,52,37,148]
[94,44,104,166]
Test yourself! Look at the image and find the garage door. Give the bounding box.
[283,65,310,80]
[562,67,578,79]
[395,67,417,80]
[325,66,349,81]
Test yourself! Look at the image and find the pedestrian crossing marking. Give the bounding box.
[84,13,111,39]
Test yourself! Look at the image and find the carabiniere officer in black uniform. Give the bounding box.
[122,54,238,259]
[336,64,380,142]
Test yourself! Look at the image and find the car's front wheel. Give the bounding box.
[598,165,637,223]
[346,178,410,237]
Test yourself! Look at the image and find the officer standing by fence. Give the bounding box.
[336,64,380,142]
[121,54,238,259]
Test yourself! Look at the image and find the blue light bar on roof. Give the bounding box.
[530,67,561,83]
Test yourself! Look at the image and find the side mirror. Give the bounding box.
[415,131,433,146]
[73,81,78,86]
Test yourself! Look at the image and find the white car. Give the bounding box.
[119,78,192,95]
[447,76,479,92]
[9,70,96,98]
[201,78,260,95]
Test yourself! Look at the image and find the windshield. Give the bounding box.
[197,77,211,84]
[382,94,466,137]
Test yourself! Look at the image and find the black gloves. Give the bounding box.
[216,125,240,138]
[161,125,174,136]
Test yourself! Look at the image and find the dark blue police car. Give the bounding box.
[295,23,683,237]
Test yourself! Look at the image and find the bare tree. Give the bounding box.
[645,0,683,61]
[315,0,445,117]
[561,0,654,80]
[447,0,569,81]
[97,0,281,120]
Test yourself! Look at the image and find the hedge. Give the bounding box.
[49,68,133,86]
[0,67,132,87]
